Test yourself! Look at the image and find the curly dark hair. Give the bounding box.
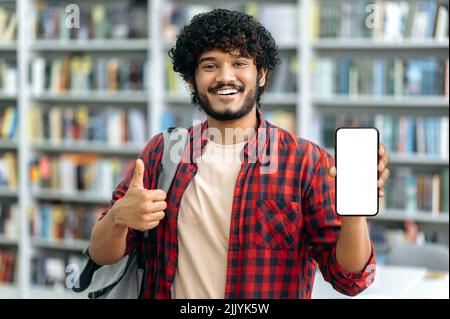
[168,9,280,105]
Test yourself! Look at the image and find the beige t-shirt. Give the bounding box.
[171,138,247,299]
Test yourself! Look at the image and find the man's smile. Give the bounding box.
[212,90,242,103]
[209,85,244,103]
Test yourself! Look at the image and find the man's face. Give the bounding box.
[192,49,267,121]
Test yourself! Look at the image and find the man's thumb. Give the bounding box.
[130,159,145,189]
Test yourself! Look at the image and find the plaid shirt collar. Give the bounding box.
[188,107,272,165]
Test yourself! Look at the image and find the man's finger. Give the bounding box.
[377,179,384,188]
[144,211,165,222]
[378,156,389,171]
[381,168,390,182]
[378,144,387,165]
[148,189,167,201]
[377,168,390,188]
[130,159,145,189]
[150,200,167,212]
[328,166,336,178]
[383,152,390,166]
[379,143,386,156]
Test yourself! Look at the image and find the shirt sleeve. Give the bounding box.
[97,132,164,257]
[302,147,376,297]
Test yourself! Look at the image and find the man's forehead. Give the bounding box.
[198,49,252,61]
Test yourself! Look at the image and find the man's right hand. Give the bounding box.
[110,159,167,231]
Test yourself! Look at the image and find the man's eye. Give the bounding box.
[235,62,248,67]
[203,64,216,70]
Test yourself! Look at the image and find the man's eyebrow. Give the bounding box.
[198,56,216,64]
[198,55,251,64]
[233,55,250,60]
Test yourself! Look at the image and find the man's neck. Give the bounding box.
[206,106,258,145]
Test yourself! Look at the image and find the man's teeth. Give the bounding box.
[216,89,239,95]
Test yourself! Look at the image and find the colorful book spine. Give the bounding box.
[29,154,135,196]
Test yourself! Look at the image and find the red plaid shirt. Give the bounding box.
[101,109,376,299]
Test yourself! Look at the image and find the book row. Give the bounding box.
[30,204,104,242]
[0,202,17,240]
[0,106,17,139]
[29,154,135,197]
[29,106,148,146]
[312,0,448,40]
[368,221,443,264]
[0,249,15,284]
[313,57,449,97]
[162,2,298,46]
[31,250,85,291]
[0,152,17,189]
[33,1,148,41]
[321,114,449,158]
[384,167,449,213]
[0,5,16,43]
[0,59,17,94]
[31,55,148,94]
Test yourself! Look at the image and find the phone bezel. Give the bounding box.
[335,127,380,216]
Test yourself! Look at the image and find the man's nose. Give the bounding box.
[215,64,237,83]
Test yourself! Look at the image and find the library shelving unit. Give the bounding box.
[0,0,19,298]
[0,0,448,299]
[6,0,156,299]
[309,0,449,258]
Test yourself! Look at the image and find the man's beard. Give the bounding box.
[193,82,259,121]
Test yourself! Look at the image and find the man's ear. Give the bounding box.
[258,68,268,87]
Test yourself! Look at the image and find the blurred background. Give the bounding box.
[0,0,448,298]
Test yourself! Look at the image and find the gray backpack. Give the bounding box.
[72,127,189,298]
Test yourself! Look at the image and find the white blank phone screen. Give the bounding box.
[336,128,379,216]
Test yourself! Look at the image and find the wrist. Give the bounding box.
[109,201,128,231]
[342,216,366,224]
[341,216,368,232]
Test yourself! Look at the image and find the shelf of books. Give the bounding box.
[311,0,449,264]
[0,0,18,298]
[30,39,149,52]
[313,38,449,50]
[21,0,151,298]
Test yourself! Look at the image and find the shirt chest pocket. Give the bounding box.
[255,199,302,250]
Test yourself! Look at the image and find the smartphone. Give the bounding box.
[335,127,379,216]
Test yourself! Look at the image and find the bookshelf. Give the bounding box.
[309,0,449,264]
[0,188,17,197]
[32,189,110,204]
[30,92,148,104]
[0,283,18,299]
[31,142,142,156]
[30,39,149,51]
[2,0,153,298]
[375,209,449,224]
[0,0,448,298]
[313,38,449,50]
[31,238,90,252]
[0,0,18,298]
[0,235,17,246]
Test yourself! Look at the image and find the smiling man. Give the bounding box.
[88,9,390,299]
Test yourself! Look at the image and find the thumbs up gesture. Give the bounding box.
[112,159,167,231]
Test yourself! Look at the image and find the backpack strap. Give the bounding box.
[142,127,188,241]
[157,127,190,193]
[141,126,189,298]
